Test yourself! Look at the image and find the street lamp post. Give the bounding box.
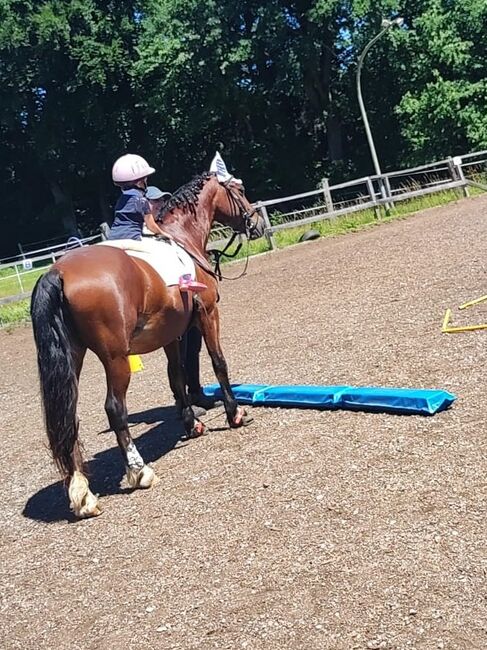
[356,17,404,204]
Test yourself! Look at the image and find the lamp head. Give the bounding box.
[381,16,404,28]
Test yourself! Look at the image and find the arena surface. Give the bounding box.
[1,195,486,649]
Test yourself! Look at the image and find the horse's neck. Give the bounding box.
[162,183,216,253]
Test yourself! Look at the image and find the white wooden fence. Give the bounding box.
[0,235,101,305]
[205,150,486,251]
[1,150,486,304]
[252,151,486,249]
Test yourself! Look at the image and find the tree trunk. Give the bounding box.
[98,180,113,225]
[326,112,343,162]
[49,181,79,236]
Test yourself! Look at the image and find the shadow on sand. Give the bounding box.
[23,405,187,524]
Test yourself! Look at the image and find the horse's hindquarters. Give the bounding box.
[57,246,194,355]
[56,246,145,352]
[127,277,194,354]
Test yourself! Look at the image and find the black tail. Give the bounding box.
[31,269,79,477]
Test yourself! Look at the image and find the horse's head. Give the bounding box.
[207,151,265,239]
[213,176,266,240]
[210,151,265,239]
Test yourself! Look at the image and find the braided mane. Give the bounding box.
[158,172,213,219]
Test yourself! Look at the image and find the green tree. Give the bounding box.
[135,1,353,195]
[395,0,487,161]
[0,0,145,253]
[0,0,485,258]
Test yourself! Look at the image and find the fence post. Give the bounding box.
[321,178,334,213]
[259,204,276,250]
[452,156,469,197]
[366,177,380,219]
[446,156,455,181]
[383,174,395,209]
[14,264,24,293]
[447,156,468,198]
[378,175,393,214]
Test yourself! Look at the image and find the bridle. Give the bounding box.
[222,180,260,239]
[210,180,260,281]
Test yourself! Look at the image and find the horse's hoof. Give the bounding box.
[69,472,102,518]
[80,505,103,518]
[230,407,253,428]
[73,494,102,519]
[191,421,207,438]
[139,465,160,488]
[126,465,159,489]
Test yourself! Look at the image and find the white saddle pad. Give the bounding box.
[98,238,196,287]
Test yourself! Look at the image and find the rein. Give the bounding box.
[210,232,251,281]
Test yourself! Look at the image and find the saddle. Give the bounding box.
[98,238,207,291]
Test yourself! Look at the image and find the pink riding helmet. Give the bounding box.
[112,154,156,184]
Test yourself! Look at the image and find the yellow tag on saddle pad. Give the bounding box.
[128,355,144,372]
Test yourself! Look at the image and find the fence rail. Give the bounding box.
[0,234,101,305]
[254,152,485,248]
[2,150,487,305]
[0,234,101,271]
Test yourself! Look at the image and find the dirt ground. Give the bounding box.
[1,195,486,650]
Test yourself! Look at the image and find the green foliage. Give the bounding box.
[0,299,30,327]
[0,0,486,257]
[395,0,487,161]
[398,78,487,158]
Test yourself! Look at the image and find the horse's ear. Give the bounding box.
[210,151,234,183]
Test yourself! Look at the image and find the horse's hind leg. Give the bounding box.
[66,347,102,518]
[198,305,252,428]
[68,446,101,518]
[164,340,206,438]
[103,356,159,489]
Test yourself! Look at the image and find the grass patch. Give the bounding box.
[0,266,47,299]
[270,187,477,248]
[274,208,377,247]
[0,299,30,328]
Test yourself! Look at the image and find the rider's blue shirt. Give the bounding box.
[108,188,151,241]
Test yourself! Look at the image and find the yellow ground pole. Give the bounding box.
[128,355,144,372]
[442,300,487,334]
[443,323,487,333]
[459,295,487,310]
[442,309,452,332]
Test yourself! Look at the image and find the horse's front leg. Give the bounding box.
[198,304,252,428]
[164,340,206,438]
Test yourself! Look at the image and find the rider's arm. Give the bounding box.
[144,212,164,236]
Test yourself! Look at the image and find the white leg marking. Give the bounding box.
[125,441,159,488]
[126,442,144,471]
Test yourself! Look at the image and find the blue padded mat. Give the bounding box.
[254,385,345,408]
[203,383,456,416]
[203,384,267,404]
[336,387,455,415]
